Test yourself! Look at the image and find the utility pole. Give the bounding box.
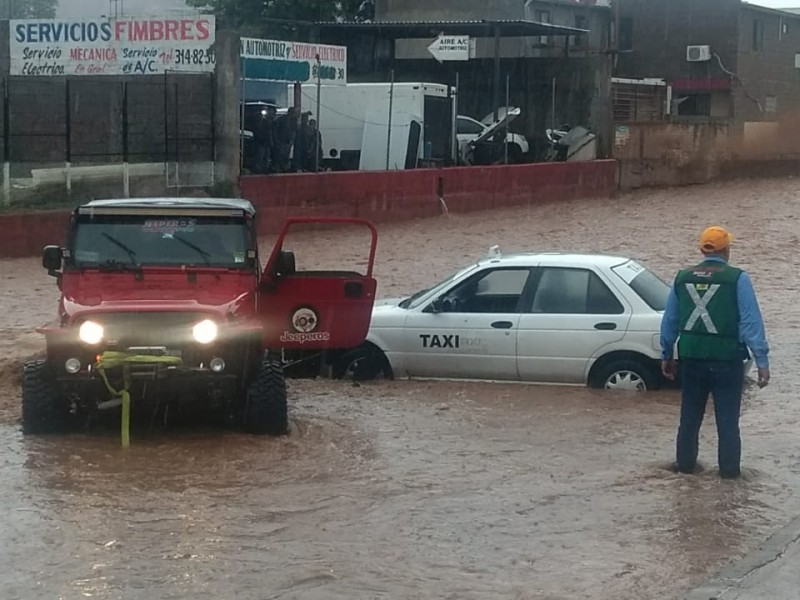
[2,0,18,19]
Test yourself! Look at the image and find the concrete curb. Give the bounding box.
[684,514,800,599]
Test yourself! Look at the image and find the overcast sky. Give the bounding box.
[52,0,800,18]
[758,0,800,7]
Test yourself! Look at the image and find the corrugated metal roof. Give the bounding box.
[315,19,587,37]
[743,2,800,17]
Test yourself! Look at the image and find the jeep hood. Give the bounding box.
[59,270,256,323]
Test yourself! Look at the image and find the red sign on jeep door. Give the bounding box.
[259,218,378,351]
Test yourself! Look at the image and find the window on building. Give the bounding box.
[535,9,551,45]
[765,95,778,113]
[753,19,764,52]
[676,94,712,117]
[781,19,789,40]
[573,15,588,48]
[619,17,633,52]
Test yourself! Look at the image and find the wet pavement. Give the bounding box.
[2,177,800,599]
[685,513,800,600]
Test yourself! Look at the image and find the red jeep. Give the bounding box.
[24,198,377,437]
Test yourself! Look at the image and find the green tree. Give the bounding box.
[1,0,58,19]
[187,0,368,38]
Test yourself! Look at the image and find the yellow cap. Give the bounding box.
[700,226,734,253]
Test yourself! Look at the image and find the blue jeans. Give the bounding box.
[677,359,745,477]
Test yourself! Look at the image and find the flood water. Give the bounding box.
[2,178,800,599]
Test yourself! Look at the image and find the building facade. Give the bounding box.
[615,0,800,123]
[367,0,614,156]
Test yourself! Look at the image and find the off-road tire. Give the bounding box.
[22,360,71,434]
[591,358,661,392]
[243,355,289,436]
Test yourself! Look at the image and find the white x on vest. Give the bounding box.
[684,283,720,334]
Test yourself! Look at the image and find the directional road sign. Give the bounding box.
[427,34,470,62]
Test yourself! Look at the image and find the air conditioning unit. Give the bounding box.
[686,45,712,62]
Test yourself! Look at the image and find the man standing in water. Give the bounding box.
[660,226,770,479]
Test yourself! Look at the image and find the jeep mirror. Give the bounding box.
[274,250,296,277]
[42,245,63,274]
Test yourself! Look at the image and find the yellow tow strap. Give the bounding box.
[95,351,183,447]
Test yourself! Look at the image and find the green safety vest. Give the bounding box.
[676,260,742,361]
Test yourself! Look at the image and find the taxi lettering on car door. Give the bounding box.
[403,267,535,380]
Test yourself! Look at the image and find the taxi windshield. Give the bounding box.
[70,215,250,269]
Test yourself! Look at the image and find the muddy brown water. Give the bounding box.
[2,178,800,599]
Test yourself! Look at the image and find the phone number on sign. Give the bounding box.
[175,48,215,66]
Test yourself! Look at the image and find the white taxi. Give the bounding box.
[334,249,672,391]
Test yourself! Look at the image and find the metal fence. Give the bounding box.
[612,79,669,123]
[0,73,216,205]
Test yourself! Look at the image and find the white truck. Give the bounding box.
[290,82,454,171]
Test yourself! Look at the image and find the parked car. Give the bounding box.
[457,107,529,164]
[241,101,274,172]
[335,249,674,391]
[240,102,292,172]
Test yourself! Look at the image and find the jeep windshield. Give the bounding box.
[69,214,250,269]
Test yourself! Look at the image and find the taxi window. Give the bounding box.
[442,268,532,313]
[612,261,669,311]
[530,268,624,314]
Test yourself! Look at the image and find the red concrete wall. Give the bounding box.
[0,161,616,258]
[241,160,617,235]
[0,210,72,259]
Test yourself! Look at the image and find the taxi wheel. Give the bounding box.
[592,359,660,392]
[332,345,387,381]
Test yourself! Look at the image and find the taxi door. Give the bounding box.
[402,267,533,380]
[516,266,630,383]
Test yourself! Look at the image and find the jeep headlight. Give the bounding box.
[192,319,218,345]
[79,320,104,345]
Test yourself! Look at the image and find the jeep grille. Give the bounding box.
[80,312,211,348]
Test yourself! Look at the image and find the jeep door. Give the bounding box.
[402,267,534,380]
[259,218,378,351]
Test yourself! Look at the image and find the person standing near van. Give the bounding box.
[274,106,299,172]
[307,118,323,171]
[660,226,770,479]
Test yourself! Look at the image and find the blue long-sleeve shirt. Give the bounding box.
[660,256,770,369]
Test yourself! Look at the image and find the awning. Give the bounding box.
[671,78,731,92]
[315,19,587,38]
